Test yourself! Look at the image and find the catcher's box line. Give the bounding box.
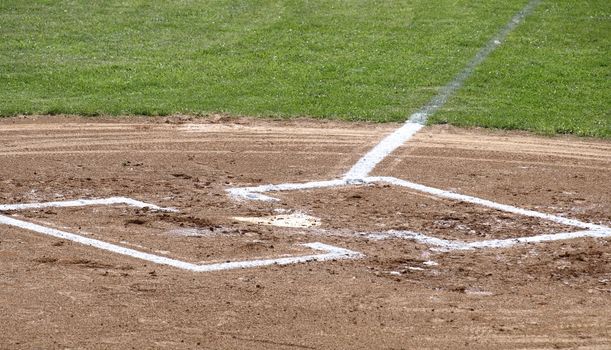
[364,229,610,251]
[295,227,611,251]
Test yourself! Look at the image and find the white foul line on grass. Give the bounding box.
[0,198,361,272]
[344,0,542,179]
[228,0,545,195]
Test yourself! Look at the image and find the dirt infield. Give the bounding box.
[1,115,610,349]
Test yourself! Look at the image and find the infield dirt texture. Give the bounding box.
[0,115,609,349]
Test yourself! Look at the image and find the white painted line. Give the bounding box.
[407,0,542,125]
[0,197,177,212]
[191,242,362,272]
[344,0,542,179]
[227,179,349,201]
[367,176,608,231]
[0,213,362,272]
[344,122,423,180]
[0,213,199,270]
[367,229,611,251]
[464,229,611,250]
[365,230,468,250]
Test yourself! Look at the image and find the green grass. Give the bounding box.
[0,0,609,137]
[433,0,611,138]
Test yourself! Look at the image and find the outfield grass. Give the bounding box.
[0,1,608,137]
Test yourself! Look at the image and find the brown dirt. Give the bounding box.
[279,184,577,241]
[0,115,610,349]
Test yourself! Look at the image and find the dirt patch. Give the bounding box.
[0,115,609,349]
[375,125,611,226]
[278,184,577,240]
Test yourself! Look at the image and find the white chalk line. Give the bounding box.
[0,198,361,272]
[0,197,178,212]
[227,0,543,193]
[228,0,540,197]
[225,0,550,206]
[344,0,542,179]
[344,122,423,180]
[227,179,349,201]
[364,229,611,251]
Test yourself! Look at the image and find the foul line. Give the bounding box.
[228,0,544,196]
[344,0,542,179]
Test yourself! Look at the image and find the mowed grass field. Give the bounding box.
[0,0,609,137]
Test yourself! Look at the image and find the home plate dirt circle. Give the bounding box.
[1,115,610,349]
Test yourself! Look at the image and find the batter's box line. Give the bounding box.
[363,229,610,251]
[0,198,362,272]
[226,176,611,249]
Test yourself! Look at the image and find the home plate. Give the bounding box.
[233,213,321,228]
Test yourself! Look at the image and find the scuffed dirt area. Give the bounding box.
[278,184,576,240]
[0,115,610,349]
